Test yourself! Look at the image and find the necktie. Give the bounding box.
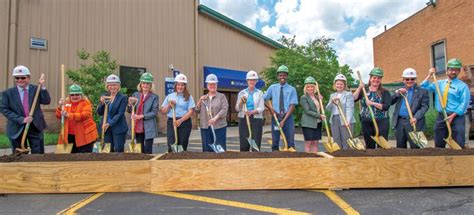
[22,87,29,117]
[442,80,451,108]
[279,86,284,114]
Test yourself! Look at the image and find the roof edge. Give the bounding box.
[198,4,286,49]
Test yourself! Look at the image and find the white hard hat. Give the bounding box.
[402,68,417,78]
[205,74,218,83]
[334,74,347,83]
[106,74,121,83]
[174,74,188,83]
[246,70,259,80]
[12,65,31,76]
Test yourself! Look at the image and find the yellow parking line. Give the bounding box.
[57,193,104,215]
[152,191,310,215]
[313,190,359,215]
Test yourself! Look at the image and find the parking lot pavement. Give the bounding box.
[2,188,474,214]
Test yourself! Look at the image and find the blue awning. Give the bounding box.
[203,66,265,90]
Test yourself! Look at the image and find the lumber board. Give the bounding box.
[151,158,334,191]
[333,156,474,188]
[0,160,150,193]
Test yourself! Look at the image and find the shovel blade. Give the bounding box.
[348,138,365,150]
[125,142,141,153]
[102,143,111,153]
[55,143,73,154]
[408,131,428,148]
[371,136,391,149]
[323,138,340,153]
[134,144,142,153]
[209,144,225,153]
[171,144,184,153]
[247,138,260,152]
[444,137,462,150]
[15,147,30,154]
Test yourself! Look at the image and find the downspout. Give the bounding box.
[7,0,19,88]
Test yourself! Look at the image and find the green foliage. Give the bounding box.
[0,133,58,149]
[66,49,118,122]
[262,36,354,123]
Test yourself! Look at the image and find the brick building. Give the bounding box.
[373,0,474,85]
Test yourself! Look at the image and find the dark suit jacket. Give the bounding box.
[1,84,51,139]
[391,84,429,130]
[97,92,128,135]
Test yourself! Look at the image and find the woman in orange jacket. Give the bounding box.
[56,84,98,153]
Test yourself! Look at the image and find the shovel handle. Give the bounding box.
[400,93,418,131]
[335,102,354,138]
[19,73,45,151]
[314,82,332,138]
[267,101,289,149]
[242,103,253,139]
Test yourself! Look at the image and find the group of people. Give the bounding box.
[1,57,471,154]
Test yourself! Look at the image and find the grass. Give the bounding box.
[0,133,58,149]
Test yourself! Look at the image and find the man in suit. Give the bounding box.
[1,65,51,153]
[391,68,429,148]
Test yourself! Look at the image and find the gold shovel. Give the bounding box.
[126,98,142,153]
[56,65,73,154]
[170,102,184,153]
[267,101,295,152]
[400,93,427,148]
[357,71,391,149]
[93,98,112,153]
[335,101,365,150]
[16,74,45,154]
[314,82,341,153]
[432,73,462,149]
[242,98,259,152]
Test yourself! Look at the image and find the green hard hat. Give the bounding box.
[447,58,462,69]
[304,76,316,85]
[69,84,83,94]
[277,65,289,74]
[369,67,384,77]
[140,73,154,83]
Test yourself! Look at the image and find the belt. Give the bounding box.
[398,116,410,119]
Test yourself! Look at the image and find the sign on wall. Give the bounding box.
[165,77,175,96]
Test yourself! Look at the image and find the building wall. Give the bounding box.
[0,0,9,90]
[373,0,474,83]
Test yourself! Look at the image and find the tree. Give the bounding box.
[66,49,118,122]
[262,36,354,123]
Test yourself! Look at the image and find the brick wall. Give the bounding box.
[373,0,474,83]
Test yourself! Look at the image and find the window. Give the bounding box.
[431,41,446,74]
[119,66,146,96]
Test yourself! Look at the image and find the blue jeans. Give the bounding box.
[434,113,465,148]
[201,126,227,152]
[104,131,126,152]
[271,114,295,151]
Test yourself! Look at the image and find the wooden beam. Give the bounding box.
[151,158,334,191]
[0,160,150,193]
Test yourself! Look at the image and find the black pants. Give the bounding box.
[238,117,263,151]
[68,135,94,153]
[136,133,154,154]
[167,118,192,152]
[434,113,465,148]
[395,118,419,149]
[361,118,389,149]
[9,123,44,154]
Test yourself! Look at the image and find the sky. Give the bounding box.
[200,0,428,80]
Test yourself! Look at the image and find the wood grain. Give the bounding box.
[0,160,150,193]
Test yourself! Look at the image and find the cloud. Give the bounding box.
[200,0,271,29]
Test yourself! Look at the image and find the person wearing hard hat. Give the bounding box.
[56,84,98,153]
[160,74,195,152]
[1,65,51,154]
[264,65,298,152]
[236,70,265,151]
[326,74,355,149]
[421,58,471,148]
[353,67,391,149]
[97,74,128,152]
[196,74,229,152]
[391,68,429,148]
[300,77,324,152]
[127,73,159,154]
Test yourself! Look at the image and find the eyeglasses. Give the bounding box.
[447,68,461,72]
[15,77,27,80]
[70,94,81,96]
[404,78,415,81]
